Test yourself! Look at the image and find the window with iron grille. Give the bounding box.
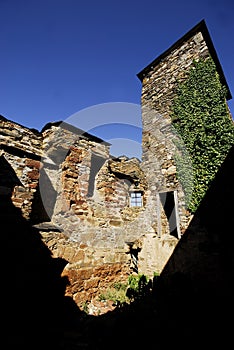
[130,192,142,207]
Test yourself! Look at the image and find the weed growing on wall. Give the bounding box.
[97,273,153,306]
[171,56,234,213]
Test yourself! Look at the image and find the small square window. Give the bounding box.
[130,192,142,207]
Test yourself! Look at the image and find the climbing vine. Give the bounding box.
[171,56,234,213]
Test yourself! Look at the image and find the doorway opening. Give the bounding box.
[157,191,181,239]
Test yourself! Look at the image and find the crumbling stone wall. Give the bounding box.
[0,115,42,219]
[35,225,130,307]
[37,122,149,304]
[0,116,149,305]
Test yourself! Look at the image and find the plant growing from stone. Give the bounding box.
[171,56,234,213]
[98,273,153,306]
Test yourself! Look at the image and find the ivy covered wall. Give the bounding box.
[171,56,234,212]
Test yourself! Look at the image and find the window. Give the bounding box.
[87,153,106,197]
[130,191,142,207]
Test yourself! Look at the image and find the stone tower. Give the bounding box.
[135,19,232,276]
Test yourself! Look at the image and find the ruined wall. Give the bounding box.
[0,115,42,219]
[0,116,150,306]
[37,122,149,305]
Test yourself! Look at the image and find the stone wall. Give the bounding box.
[0,117,150,306]
[135,21,232,275]
[0,115,42,219]
[36,122,150,305]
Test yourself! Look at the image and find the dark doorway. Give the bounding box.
[159,191,180,238]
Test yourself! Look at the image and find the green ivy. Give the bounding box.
[171,56,234,213]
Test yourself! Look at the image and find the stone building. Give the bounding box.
[136,19,232,275]
[0,19,232,307]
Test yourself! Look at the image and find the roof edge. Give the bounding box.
[137,19,232,100]
[41,120,111,146]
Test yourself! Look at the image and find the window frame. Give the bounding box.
[129,191,143,208]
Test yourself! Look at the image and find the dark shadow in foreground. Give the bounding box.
[0,157,84,349]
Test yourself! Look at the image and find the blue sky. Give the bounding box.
[0,0,234,159]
